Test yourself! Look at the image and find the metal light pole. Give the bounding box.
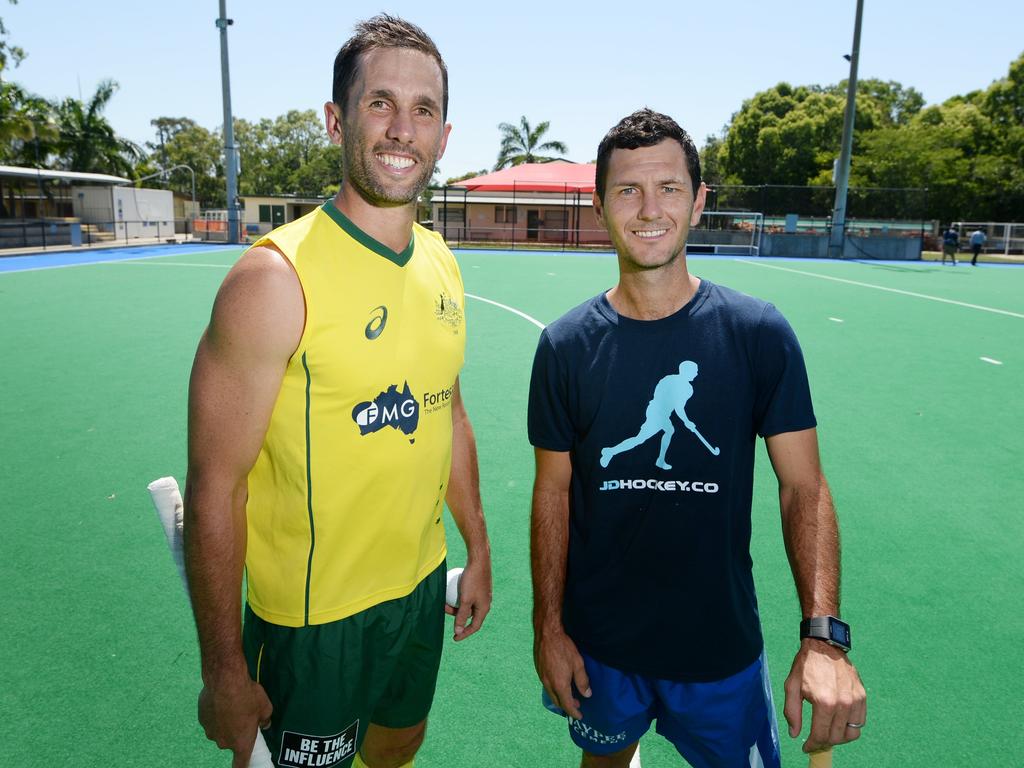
[216,1,240,244]
[828,0,864,260]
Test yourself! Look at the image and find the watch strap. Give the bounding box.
[800,615,852,652]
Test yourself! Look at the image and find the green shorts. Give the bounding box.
[243,563,446,767]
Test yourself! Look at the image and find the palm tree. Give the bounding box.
[0,81,57,159]
[494,116,568,170]
[0,81,58,216]
[55,79,142,176]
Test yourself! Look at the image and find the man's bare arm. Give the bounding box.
[184,246,304,766]
[444,378,492,640]
[766,428,867,754]
[769,428,840,616]
[531,448,590,720]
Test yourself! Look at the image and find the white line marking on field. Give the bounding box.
[118,261,230,268]
[0,248,235,275]
[119,266,550,333]
[980,357,1003,365]
[736,260,1024,319]
[829,317,844,323]
[465,292,546,329]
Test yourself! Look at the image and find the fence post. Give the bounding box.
[511,182,516,251]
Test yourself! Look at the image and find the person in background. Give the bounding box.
[942,224,960,265]
[970,227,987,266]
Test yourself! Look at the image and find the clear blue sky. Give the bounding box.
[6,0,1022,179]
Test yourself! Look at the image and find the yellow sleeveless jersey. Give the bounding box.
[245,201,465,627]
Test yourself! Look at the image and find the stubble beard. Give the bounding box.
[614,228,689,274]
[343,133,438,208]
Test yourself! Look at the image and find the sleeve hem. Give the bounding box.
[528,438,573,452]
[758,419,818,439]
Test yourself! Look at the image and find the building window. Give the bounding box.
[259,204,271,223]
[494,205,517,224]
[544,209,567,228]
[438,207,465,224]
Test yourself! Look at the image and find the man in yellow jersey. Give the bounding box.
[184,15,491,768]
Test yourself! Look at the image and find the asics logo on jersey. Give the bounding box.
[352,382,419,438]
[365,305,388,340]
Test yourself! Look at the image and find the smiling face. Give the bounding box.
[593,139,706,272]
[325,46,450,207]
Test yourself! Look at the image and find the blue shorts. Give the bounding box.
[542,651,781,768]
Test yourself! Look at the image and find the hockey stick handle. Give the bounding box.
[808,747,833,767]
[147,477,274,768]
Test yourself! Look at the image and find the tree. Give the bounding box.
[54,80,142,176]
[853,100,1007,222]
[981,52,1024,131]
[0,81,57,165]
[699,135,724,186]
[235,110,340,197]
[146,117,224,207]
[445,169,489,185]
[715,79,926,187]
[494,116,567,170]
[719,82,868,186]
[0,12,61,216]
[0,0,24,76]
[833,78,924,127]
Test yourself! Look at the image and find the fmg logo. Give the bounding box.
[352,381,419,438]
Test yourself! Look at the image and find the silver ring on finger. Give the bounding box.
[846,722,865,729]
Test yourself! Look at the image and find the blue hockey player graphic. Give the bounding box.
[600,360,719,470]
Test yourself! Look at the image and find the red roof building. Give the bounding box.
[432,162,606,247]
[450,161,596,193]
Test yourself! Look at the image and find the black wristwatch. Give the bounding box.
[800,615,851,652]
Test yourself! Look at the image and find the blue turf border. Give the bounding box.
[3,243,1019,275]
[0,243,242,274]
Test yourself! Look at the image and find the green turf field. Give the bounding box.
[1,247,1022,766]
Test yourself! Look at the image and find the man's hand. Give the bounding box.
[534,627,591,720]
[445,555,492,641]
[198,669,273,768]
[783,640,867,753]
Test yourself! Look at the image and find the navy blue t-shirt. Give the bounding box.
[528,279,816,682]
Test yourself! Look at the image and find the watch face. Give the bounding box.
[829,619,851,647]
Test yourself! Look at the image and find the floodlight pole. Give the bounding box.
[217,1,240,244]
[828,0,864,260]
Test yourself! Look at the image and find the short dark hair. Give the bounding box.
[595,109,701,201]
[332,14,448,120]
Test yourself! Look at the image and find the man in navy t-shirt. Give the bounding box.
[528,109,866,768]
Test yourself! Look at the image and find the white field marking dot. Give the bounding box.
[829,317,844,323]
[547,272,557,276]
[980,357,1003,366]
